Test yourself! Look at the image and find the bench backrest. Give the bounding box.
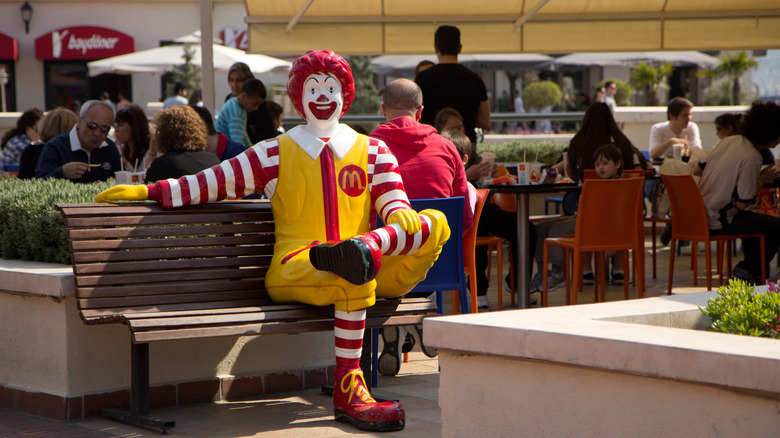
[56,201,275,324]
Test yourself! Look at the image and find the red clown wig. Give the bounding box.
[288,50,355,120]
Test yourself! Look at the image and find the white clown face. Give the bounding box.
[303,73,343,125]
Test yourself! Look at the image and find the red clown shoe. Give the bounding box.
[333,367,405,432]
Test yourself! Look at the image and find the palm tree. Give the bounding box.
[699,51,758,105]
[630,61,672,106]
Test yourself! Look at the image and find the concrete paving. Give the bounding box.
[0,235,772,437]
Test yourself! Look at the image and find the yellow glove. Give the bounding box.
[95,185,149,203]
[388,209,421,235]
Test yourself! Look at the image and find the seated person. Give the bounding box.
[216,78,266,148]
[144,105,220,183]
[698,102,780,284]
[1,108,42,167]
[35,100,122,183]
[649,97,702,159]
[189,105,246,161]
[19,108,79,179]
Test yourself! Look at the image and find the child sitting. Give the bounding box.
[216,78,266,147]
[530,143,625,293]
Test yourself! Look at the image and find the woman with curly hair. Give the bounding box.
[144,105,219,183]
[114,104,151,171]
[566,102,639,182]
[1,108,43,167]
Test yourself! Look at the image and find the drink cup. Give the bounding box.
[480,151,496,168]
[672,144,683,160]
[115,171,145,185]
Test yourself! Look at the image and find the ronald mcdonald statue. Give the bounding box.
[96,50,450,432]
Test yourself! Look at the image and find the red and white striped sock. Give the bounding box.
[334,309,366,369]
[365,214,432,256]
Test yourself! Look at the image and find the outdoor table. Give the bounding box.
[488,182,580,308]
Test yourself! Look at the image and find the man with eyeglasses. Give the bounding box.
[36,99,122,182]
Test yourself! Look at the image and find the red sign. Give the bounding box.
[35,26,134,60]
[0,32,18,59]
[220,27,248,51]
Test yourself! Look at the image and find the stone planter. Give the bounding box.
[427,292,780,437]
[0,259,334,421]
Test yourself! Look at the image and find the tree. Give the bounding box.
[167,44,202,99]
[699,51,758,105]
[630,61,673,106]
[346,56,380,115]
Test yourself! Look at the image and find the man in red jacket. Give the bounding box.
[371,78,472,376]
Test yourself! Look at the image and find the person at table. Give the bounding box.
[95,50,450,432]
[225,62,279,144]
[370,79,472,374]
[566,102,640,183]
[712,112,775,167]
[1,108,43,167]
[18,108,79,179]
[189,105,246,162]
[648,97,702,159]
[564,102,642,284]
[113,104,151,171]
[698,101,780,285]
[35,100,121,183]
[144,105,221,183]
[531,144,627,292]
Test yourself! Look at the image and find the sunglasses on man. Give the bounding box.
[84,121,111,133]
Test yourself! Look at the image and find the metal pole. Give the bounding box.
[199,0,216,114]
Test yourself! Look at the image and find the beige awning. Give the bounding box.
[244,0,780,56]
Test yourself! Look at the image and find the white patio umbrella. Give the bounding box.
[87,43,291,77]
[372,53,554,76]
[553,52,720,69]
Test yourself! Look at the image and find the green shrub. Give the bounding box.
[477,140,567,167]
[0,177,113,265]
[701,279,780,339]
[522,81,563,111]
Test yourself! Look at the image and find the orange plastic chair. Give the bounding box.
[542,178,645,306]
[464,189,504,312]
[661,174,766,293]
[583,168,644,180]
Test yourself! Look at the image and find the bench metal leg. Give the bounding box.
[101,343,176,433]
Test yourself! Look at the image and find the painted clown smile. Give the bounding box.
[308,100,338,120]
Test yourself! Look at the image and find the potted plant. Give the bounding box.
[701,279,780,339]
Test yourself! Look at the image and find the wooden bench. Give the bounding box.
[56,200,438,433]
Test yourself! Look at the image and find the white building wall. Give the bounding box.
[0,0,258,113]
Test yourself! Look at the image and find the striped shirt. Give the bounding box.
[147,125,411,227]
[216,97,250,147]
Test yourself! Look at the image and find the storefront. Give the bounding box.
[35,26,134,112]
[0,31,18,112]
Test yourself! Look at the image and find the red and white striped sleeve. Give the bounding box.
[147,138,280,208]
[367,138,412,224]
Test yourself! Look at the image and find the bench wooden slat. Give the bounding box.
[126,299,436,330]
[76,278,267,297]
[71,245,269,263]
[73,256,271,275]
[77,289,266,309]
[75,267,266,289]
[132,314,428,343]
[121,303,311,320]
[79,299,275,321]
[70,234,273,251]
[68,223,273,240]
[57,201,271,216]
[64,212,271,228]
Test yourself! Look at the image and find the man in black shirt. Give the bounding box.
[415,25,490,145]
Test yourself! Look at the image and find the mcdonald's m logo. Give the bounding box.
[338,165,367,197]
